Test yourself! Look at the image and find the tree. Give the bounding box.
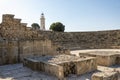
[50,22,65,32]
[31,23,40,30]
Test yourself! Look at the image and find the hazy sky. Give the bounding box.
[0,0,120,32]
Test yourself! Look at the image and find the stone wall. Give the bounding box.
[1,14,120,65]
[19,40,58,61]
[0,14,41,40]
[0,14,69,65]
[39,30,120,50]
[23,55,97,79]
[1,14,120,51]
[0,39,59,65]
[58,57,97,76]
[0,40,18,64]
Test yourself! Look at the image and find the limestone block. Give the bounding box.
[44,63,64,79]
[2,14,14,22]
[23,57,64,79]
[92,71,118,80]
[14,18,21,24]
[79,53,117,66]
[21,23,27,26]
[96,55,116,66]
[76,57,97,75]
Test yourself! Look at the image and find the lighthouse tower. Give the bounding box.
[40,13,45,30]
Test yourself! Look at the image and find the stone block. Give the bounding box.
[2,14,14,23]
[96,55,116,66]
[76,57,97,75]
[14,18,21,23]
[92,71,118,80]
[21,23,27,26]
[79,52,117,66]
[23,55,97,79]
[23,57,64,79]
[44,63,64,79]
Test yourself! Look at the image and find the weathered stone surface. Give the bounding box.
[0,14,70,65]
[92,71,118,80]
[76,57,97,75]
[1,14,120,66]
[79,51,120,66]
[23,54,97,78]
[38,30,120,50]
[23,57,64,79]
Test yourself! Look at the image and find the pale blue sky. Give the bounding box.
[0,0,120,32]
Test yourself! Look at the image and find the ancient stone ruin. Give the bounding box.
[23,54,97,79]
[79,51,120,66]
[0,14,120,80]
[0,14,69,65]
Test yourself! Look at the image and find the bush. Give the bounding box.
[50,22,65,32]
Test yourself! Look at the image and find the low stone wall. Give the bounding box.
[0,39,66,65]
[59,57,97,76]
[92,71,118,80]
[19,40,58,61]
[23,57,64,79]
[23,55,97,79]
[95,55,116,66]
[79,52,118,66]
[0,41,19,65]
[44,63,64,79]
[76,57,97,75]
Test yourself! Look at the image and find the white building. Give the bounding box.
[40,13,45,30]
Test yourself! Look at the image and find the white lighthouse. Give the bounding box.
[40,13,45,30]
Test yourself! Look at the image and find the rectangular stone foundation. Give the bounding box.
[23,54,97,79]
[58,57,97,76]
[92,71,118,80]
[23,58,64,79]
[79,52,119,66]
